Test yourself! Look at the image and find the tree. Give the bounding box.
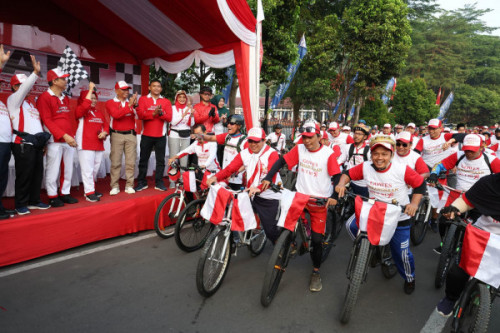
[359,97,394,127]
[391,78,439,125]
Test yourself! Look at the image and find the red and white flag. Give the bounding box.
[436,87,442,105]
[182,171,197,193]
[438,188,462,210]
[354,196,401,246]
[200,184,233,224]
[277,189,310,231]
[231,192,257,231]
[460,224,500,288]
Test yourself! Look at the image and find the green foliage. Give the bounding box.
[391,78,439,125]
[359,97,394,127]
[447,84,500,125]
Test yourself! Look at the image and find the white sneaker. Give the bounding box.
[110,188,120,195]
[125,187,135,194]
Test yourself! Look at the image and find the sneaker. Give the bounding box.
[404,280,415,295]
[109,188,120,196]
[436,297,454,317]
[310,272,322,292]
[60,195,78,204]
[16,206,31,215]
[27,202,51,210]
[0,209,10,220]
[85,193,100,202]
[134,183,148,192]
[125,187,135,194]
[95,192,103,198]
[429,219,438,233]
[49,197,64,207]
[433,245,442,255]
[155,183,167,191]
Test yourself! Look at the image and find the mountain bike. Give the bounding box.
[409,190,432,246]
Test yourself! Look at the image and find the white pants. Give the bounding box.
[45,142,75,197]
[78,150,104,195]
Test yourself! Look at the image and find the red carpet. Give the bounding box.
[0,176,174,267]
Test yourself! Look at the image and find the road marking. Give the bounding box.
[0,233,156,278]
[420,309,448,333]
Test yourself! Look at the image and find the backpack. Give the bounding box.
[224,134,247,153]
[456,152,493,174]
[348,144,370,165]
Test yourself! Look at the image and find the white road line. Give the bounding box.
[420,309,448,333]
[0,233,156,278]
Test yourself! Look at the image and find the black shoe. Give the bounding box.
[0,209,10,220]
[49,197,65,207]
[95,192,103,198]
[429,220,438,233]
[60,195,78,204]
[404,280,415,295]
[134,183,148,192]
[155,183,167,191]
[5,209,16,215]
[85,194,100,202]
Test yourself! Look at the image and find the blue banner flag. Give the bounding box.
[381,77,396,105]
[438,92,454,120]
[221,66,235,103]
[270,35,307,111]
[347,103,356,121]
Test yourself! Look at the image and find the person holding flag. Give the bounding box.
[335,135,426,294]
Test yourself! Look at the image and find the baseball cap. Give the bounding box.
[343,125,351,131]
[247,127,266,141]
[115,81,131,90]
[428,118,442,129]
[10,74,28,86]
[406,122,416,129]
[47,68,70,82]
[396,131,412,143]
[370,135,395,152]
[462,134,482,152]
[302,121,320,137]
[444,127,451,133]
[328,122,339,130]
[383,123,392,129]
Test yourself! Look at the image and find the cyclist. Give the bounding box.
[261,121,341,292]
[435,173,500,317]
[393,131,430,178]
[206,127,281,243]
[266,123,286,154]
[327,121,354,148]
[489,127,500,158]
[335,135,426,294]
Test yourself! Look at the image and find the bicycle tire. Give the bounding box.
[340,237,370,324]
[196,226,232,297]
[434,223,458,289]
[248,229,267,256]
[261,230,292,307]
[154,192,185,239]
[455,282,491,333]
[410,199,429,246]
[175,198,214,252]
[380,245,397,279]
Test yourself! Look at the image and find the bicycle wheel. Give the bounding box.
[454,282,491,333]
[434,223,458,289]
[380,245,397,279]
[175,198,214,252]
[196,226,232,297]
[248,229,267,257]
[154,192,185,239]
[410,199,430,246]
[340,237,370,324]
[261,230,292,307]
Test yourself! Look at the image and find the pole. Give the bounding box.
[262,86,270,132]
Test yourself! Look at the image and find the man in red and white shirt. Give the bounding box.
[327,121,354,148]
[382,123,396,141]
[106,81,138,195]
[192,86,219,134]
[490,128,500,158]
[266,123,286,154]
[135,80,172,192]
[262,121,341,292]
[37,68,78,208]
[405,123,419,150]
[207,127,282,243]
[394,131,429,178]
[8,54,51,214]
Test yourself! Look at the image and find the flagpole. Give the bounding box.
[255,0,264,128]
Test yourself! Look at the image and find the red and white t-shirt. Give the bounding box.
[394,150,429,175]
[348,161,424,221]
[266,132,286,152]
[177,141,219,171]
[105,97,136,132]
[329,132,354,148]
[36,88,73,143]
[338,142,371,187]
[415,132,454,168]
[216,133,248,185]
[75,99,109,151]
[490,136,500,158]
[284,144,340,198]
[441,151,500,191]
[0,101,10,143]
[136,94,172,137]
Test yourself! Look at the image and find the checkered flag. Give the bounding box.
[57,45,89,96]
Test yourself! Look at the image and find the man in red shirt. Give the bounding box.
[106,81,138,195]
[36,68,78,207]
[192,86,219,135]
[135,80,172,192]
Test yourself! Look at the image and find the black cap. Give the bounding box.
[200,86,212,94]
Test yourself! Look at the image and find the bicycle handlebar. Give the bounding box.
[340,191,406,212]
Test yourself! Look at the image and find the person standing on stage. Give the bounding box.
[75,83,109,202]
[37,68,78,207]
[135,80,172,192]
[211,94,229,135]
[8,53,51,215]
[192,86,219,134]
[106,81,138,195]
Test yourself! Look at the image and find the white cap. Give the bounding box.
[428,118,442,128]
[328,122,339,130]
[406,122,416,128]
[383,123,391,128]
[463,134,482,152]
[396,131,412,143]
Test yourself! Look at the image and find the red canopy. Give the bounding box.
[0,0,261,127]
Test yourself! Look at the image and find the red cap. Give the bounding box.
[383,123,392,129]
[115,81,131,90]
[428,118,442,129]
[247,127,266,141]
[10,74,28,86]
[396,131,412,143]
[302,121,320,137]
[462,134,481,152]
[328,122,339,130]
[47,68,70,82]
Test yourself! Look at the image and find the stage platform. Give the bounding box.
[0,176,173,267]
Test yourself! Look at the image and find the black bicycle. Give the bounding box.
[409,189,432,246]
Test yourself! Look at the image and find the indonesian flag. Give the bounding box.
[354,196,401,246]
[200,184,233,224]
[182,171,197,193]
[277,189,310,231]
[428,178,448,209]
[459,224,500,288]
[438,187,462,210]
[390,78,397,100]
[231,192,257,231]
[436,87,442,106]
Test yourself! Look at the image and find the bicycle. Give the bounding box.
[260,185,338,307]
[409,189,432,246]
[196,187,267,297]
[339,193,403,324]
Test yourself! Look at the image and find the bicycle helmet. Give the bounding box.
[353,124,369,136]
[273,123,283,130]
[369,135,396,152]
[227,114,245,126]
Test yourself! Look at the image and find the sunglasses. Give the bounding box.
[248,139,262,144]
[396,142,408,147]
[302,126,317,133]
[228,121,239,125]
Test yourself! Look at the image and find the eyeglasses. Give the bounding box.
[248,139,262,144]
[396,142,408,147]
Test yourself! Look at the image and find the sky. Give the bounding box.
[437,0,500,36]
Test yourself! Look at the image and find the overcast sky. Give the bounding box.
[437,0,500,36]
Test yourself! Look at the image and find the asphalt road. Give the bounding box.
[0,228,498,333]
